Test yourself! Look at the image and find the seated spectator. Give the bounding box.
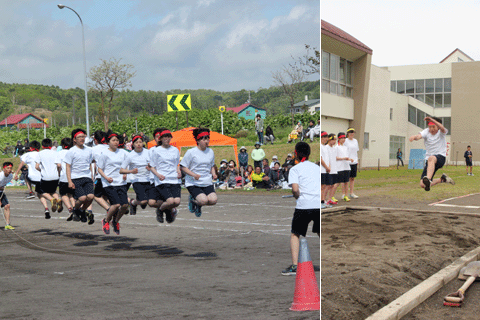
[268,162,284,188]
[244,165,254,183]
[251,166,271,189]
[282,153,295,182]
[264,126,275,145]
[287,121,303,143]
[224,160,239,189]
[14,141,23,157]
[262,159,271,176]
[218,159,228,181]
[269,155,278,168]
[305,119,320,142]
[238,146,248,171]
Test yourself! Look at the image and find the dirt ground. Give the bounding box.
[321,194,480,320]
[1,190,320,320]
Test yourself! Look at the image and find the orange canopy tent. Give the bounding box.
[148,127,238,164]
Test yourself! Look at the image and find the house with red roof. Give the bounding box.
[226,103,266,120]
[0,113,47,129]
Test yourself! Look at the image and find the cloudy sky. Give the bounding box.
[321,0,480,67]
[0,0,319,92]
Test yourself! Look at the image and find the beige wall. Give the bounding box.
[441,51,474,64]
[320,115,349,137]
[320,93,354,119]
[388,63,451,80]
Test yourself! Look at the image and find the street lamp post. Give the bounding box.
[58,4,90,137]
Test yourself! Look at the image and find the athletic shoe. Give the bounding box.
[130,201,137,215]
[325,203,333,208]
[102,219,110,235]
[51,199,58,212]
[441,173,455,185]
[331,197,339,202]
[165,208,177,223]
[156,207,164,223]
[321,203,327,209]
[72,209,81,222]
[343,195,351,202]
[57,200,63,213]
[44,209,51,219]
[468,173,471,176]
[4,225,15,230]
[26,192,35,199]
[422,176,431,191]
[87,210,95,225]
[79,210,87,223]
[350,194,359,199]
[66,210,74,221]
[112,221,120,235]
[188,195,197,213]
[281,264,297,276]
[140,203,147,209]
[194,205,202,217]
[326,200,336,206]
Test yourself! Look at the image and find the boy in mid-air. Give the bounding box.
[409,116,455,191]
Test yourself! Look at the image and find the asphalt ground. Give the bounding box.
[0,189,320,320]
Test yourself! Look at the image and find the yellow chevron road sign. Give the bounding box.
[167,94,192,112]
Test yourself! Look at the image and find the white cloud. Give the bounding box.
[159,13,174,26]
[197,0,215,7]
[225,21,269,49]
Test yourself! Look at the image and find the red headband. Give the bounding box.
[3,164,12,168]
[197,132,210,139]
[428,122,435,126]
[321,132,328,137]
[43,146,52,150]
[160,130,171,137]
[101,137,106,143]
[108,133,118,139]
[338,134,346,139]
[30,148,39,152]
[74,131,85,138]
[132,135,142,142]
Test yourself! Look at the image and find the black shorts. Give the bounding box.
[0,192,9,207]
[466,159,473,167]
[39,180,58,194]
[291,208,320,237]
[187,185,215,199]
[58,182,74,196]
[321,173,328,185]
[349,164,358,178]
[94,178,107,198]
[156,184,181,201]
[337,170,350,183]
[421,155,446,179]
[133,182,150,201]
[104,186,129,206]
[31,180,41,193]
[148,182,160,201]
[125,183,132,192]
[72,178,94,200]
[326,174,337,185]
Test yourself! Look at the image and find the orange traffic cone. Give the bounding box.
[290,238,320,311]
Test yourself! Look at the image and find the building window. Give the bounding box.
[389,136,405,160]
[407,104,451,135]
[391,78,452,108]
[363,132,369,150]
[390,108,393,120]
[322,50,353,98]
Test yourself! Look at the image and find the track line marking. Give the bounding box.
[429,192,480,206]
[429,203,480,209]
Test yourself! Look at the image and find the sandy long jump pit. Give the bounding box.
[321,207,480,320]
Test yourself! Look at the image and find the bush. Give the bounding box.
[235,129,249,138]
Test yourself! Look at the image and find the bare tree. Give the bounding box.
[291,44,320,75]
[272,65,305,125]
[89,58,136,131]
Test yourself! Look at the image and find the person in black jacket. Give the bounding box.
[268,162,284,188]
[264,126,275,145]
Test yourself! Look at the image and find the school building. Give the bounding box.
[321,19,478,167]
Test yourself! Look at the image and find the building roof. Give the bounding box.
[0,113,43,126]
[439,48,475,63]
[292,99,320,108]
[226,103,265,114]
[321,20,373,55]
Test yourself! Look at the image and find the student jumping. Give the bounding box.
[36,138,61,219]
[92,130,111,216]
[0,162,15,230]
[55,138,76,221]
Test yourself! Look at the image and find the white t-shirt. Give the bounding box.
[180,147,215,187]
[148,146,157,184]
[121,148,151,183]
[92,144,109,180]
[64,146,94,180]
[37,149,60,181]
[97,149,128,187]
[151,145,181,186]
[55,149,69,183]
[420,128,448,159]
[344,138,359,164]
[326,144,338,174]
[336,145,351,172]
[0,172,13,188]
[288,161,320,209]
[21,151,42,182]
[320,144,330,174]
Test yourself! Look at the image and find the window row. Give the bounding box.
[391,79,452,108]
[407,104,451,134]
[322,50,353,98]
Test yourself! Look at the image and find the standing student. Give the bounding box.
[255,114,264,145]
[36,139,61,218]
[465,146,473,176]
[91,130,111,217]
[238,146,248,172]
[282,142,320,275]
[320,131,330,209]
[64,129,95,223]
[120,135,151,216]
[55,138,76,221]
[251,142,265,169]
[336,132,353,202]
[97,132,129,235]
[148,128,182,223]
[326,134,338,205]
[344,128,359,199]
[409,116,455,191]
[147,128,165,220]
[180,128,218,217]
[1,162,15,229]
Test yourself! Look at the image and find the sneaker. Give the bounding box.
[422,176,431,191]
[4,225,15,230]
[112,221,120,235]
[343,195,350,202]
[102,219,110,235]
[140,203,147,209]
[321,203,327,209]
[326,200,336,206]
[130,201,137,215]
[349,194,359,199]
[467,173,471,176]
[165,208,177,223]
[188,195,197,213]
[194,205,202,218]
[26,192,35,199]
[331,197,339,203]
[156,207,164,223]
[45,210,51,219]
[281,264,297,276]
[66,210,74,221]
[73,209,81,222]
[441,173,455,185]
[87,210,95,225]
[79,210,87,223]
[51,199,58,212]
[325,203,333,208]
[57,200,63,213]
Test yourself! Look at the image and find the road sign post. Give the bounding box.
[219,106,225,135]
